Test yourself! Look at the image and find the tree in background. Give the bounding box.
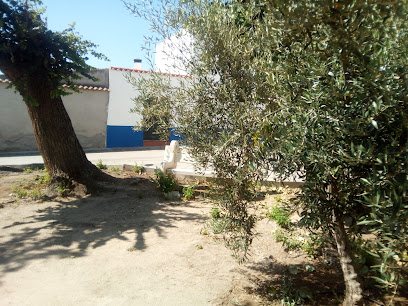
[125,0,407,304]
[0,0,109,189]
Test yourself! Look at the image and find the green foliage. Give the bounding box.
[182,185,195,200]
[11,169,49,201]
[351,238,407,294]
[12,180,46,201]
[268,274,313,305]
[211,206,222,219]
[0,0,107,105]
[37,173,50,185]
[12,185,28,198]
[151,170,178,193]
[109,166,120,173]
[23,167,33,174]
[274,229,327,259]
[126,0,408,295]
[266,205,292,229]
[133,163,145,174]
[23,166,42,173]
[28,186,46,200]
[96,160,107,170]
[57,182,69,196]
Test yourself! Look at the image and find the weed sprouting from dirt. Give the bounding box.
[96,160,107,170]
[11,171,51,201]
[151,170,178,193]
[109,166,120,174]
[266,205,292,229]
[182,186,194,200]
[133,163,145,174]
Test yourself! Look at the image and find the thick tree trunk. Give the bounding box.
[332,211,364,306]
[24,93,104,187]
[0,62,110,191]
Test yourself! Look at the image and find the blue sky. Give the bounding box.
[41,0,155,70]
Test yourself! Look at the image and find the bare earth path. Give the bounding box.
[0,169,341,306]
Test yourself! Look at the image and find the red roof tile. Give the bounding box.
[0,78,11,84]
[110,66,189,78]
[0,79,109,91]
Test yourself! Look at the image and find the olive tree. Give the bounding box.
[125,0,407,304]
[0,0,109,189]
[259,2,407,304]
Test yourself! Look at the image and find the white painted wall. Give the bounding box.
[0,83,109,151]
[108,68,190,128]
[0,83,36,151]
[107,69,144,126]
[155,30,193,76]
[63,90,109,148]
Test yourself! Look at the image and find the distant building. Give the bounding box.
[0,70,109,152]
[155,30,193,76]
[107,65,186,148]
[0,65,185,152]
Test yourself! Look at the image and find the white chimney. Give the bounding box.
[134,59,142,70]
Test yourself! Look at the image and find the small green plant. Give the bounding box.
[133,163,145,174]
[37,173,50,184]
[109,166,120,173]
[12,181,46,201]
[127,247,137,252]
[12,185,28,198]
[57,181,70,196]
[151,170,178,193]
[23,166,42,173]
[268,274,313,305]
[274,229,304,251]
[23,167,33,173]
[274,229,328,259]
[267,205,292,229]
[301,233,327,259]
[28,187,45,200]
[182,186,195,200]
[96,160,107,170]
[211,206,221,219]
[207,206,229,234]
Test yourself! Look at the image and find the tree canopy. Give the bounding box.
[126,0,407,304]
[0,0,109,188]
[0,0,106,104]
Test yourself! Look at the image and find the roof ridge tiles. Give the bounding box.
[110,66,189,78]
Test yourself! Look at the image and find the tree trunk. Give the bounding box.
[25,93,104,186]
[0,62,110,191]
[332,211,364,306]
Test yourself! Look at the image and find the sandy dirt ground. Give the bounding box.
[0,168,333,306]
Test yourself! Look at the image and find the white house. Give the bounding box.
[0,64,185,151]
[155,30,193,76]
[107,63,187,148]
[0,70,110,152]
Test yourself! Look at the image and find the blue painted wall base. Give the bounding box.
[106,126,143,148]
[170,128,184,142]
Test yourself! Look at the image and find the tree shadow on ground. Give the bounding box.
[0,176,206,275]
[238,255,407,305]
[237,256,345,305]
